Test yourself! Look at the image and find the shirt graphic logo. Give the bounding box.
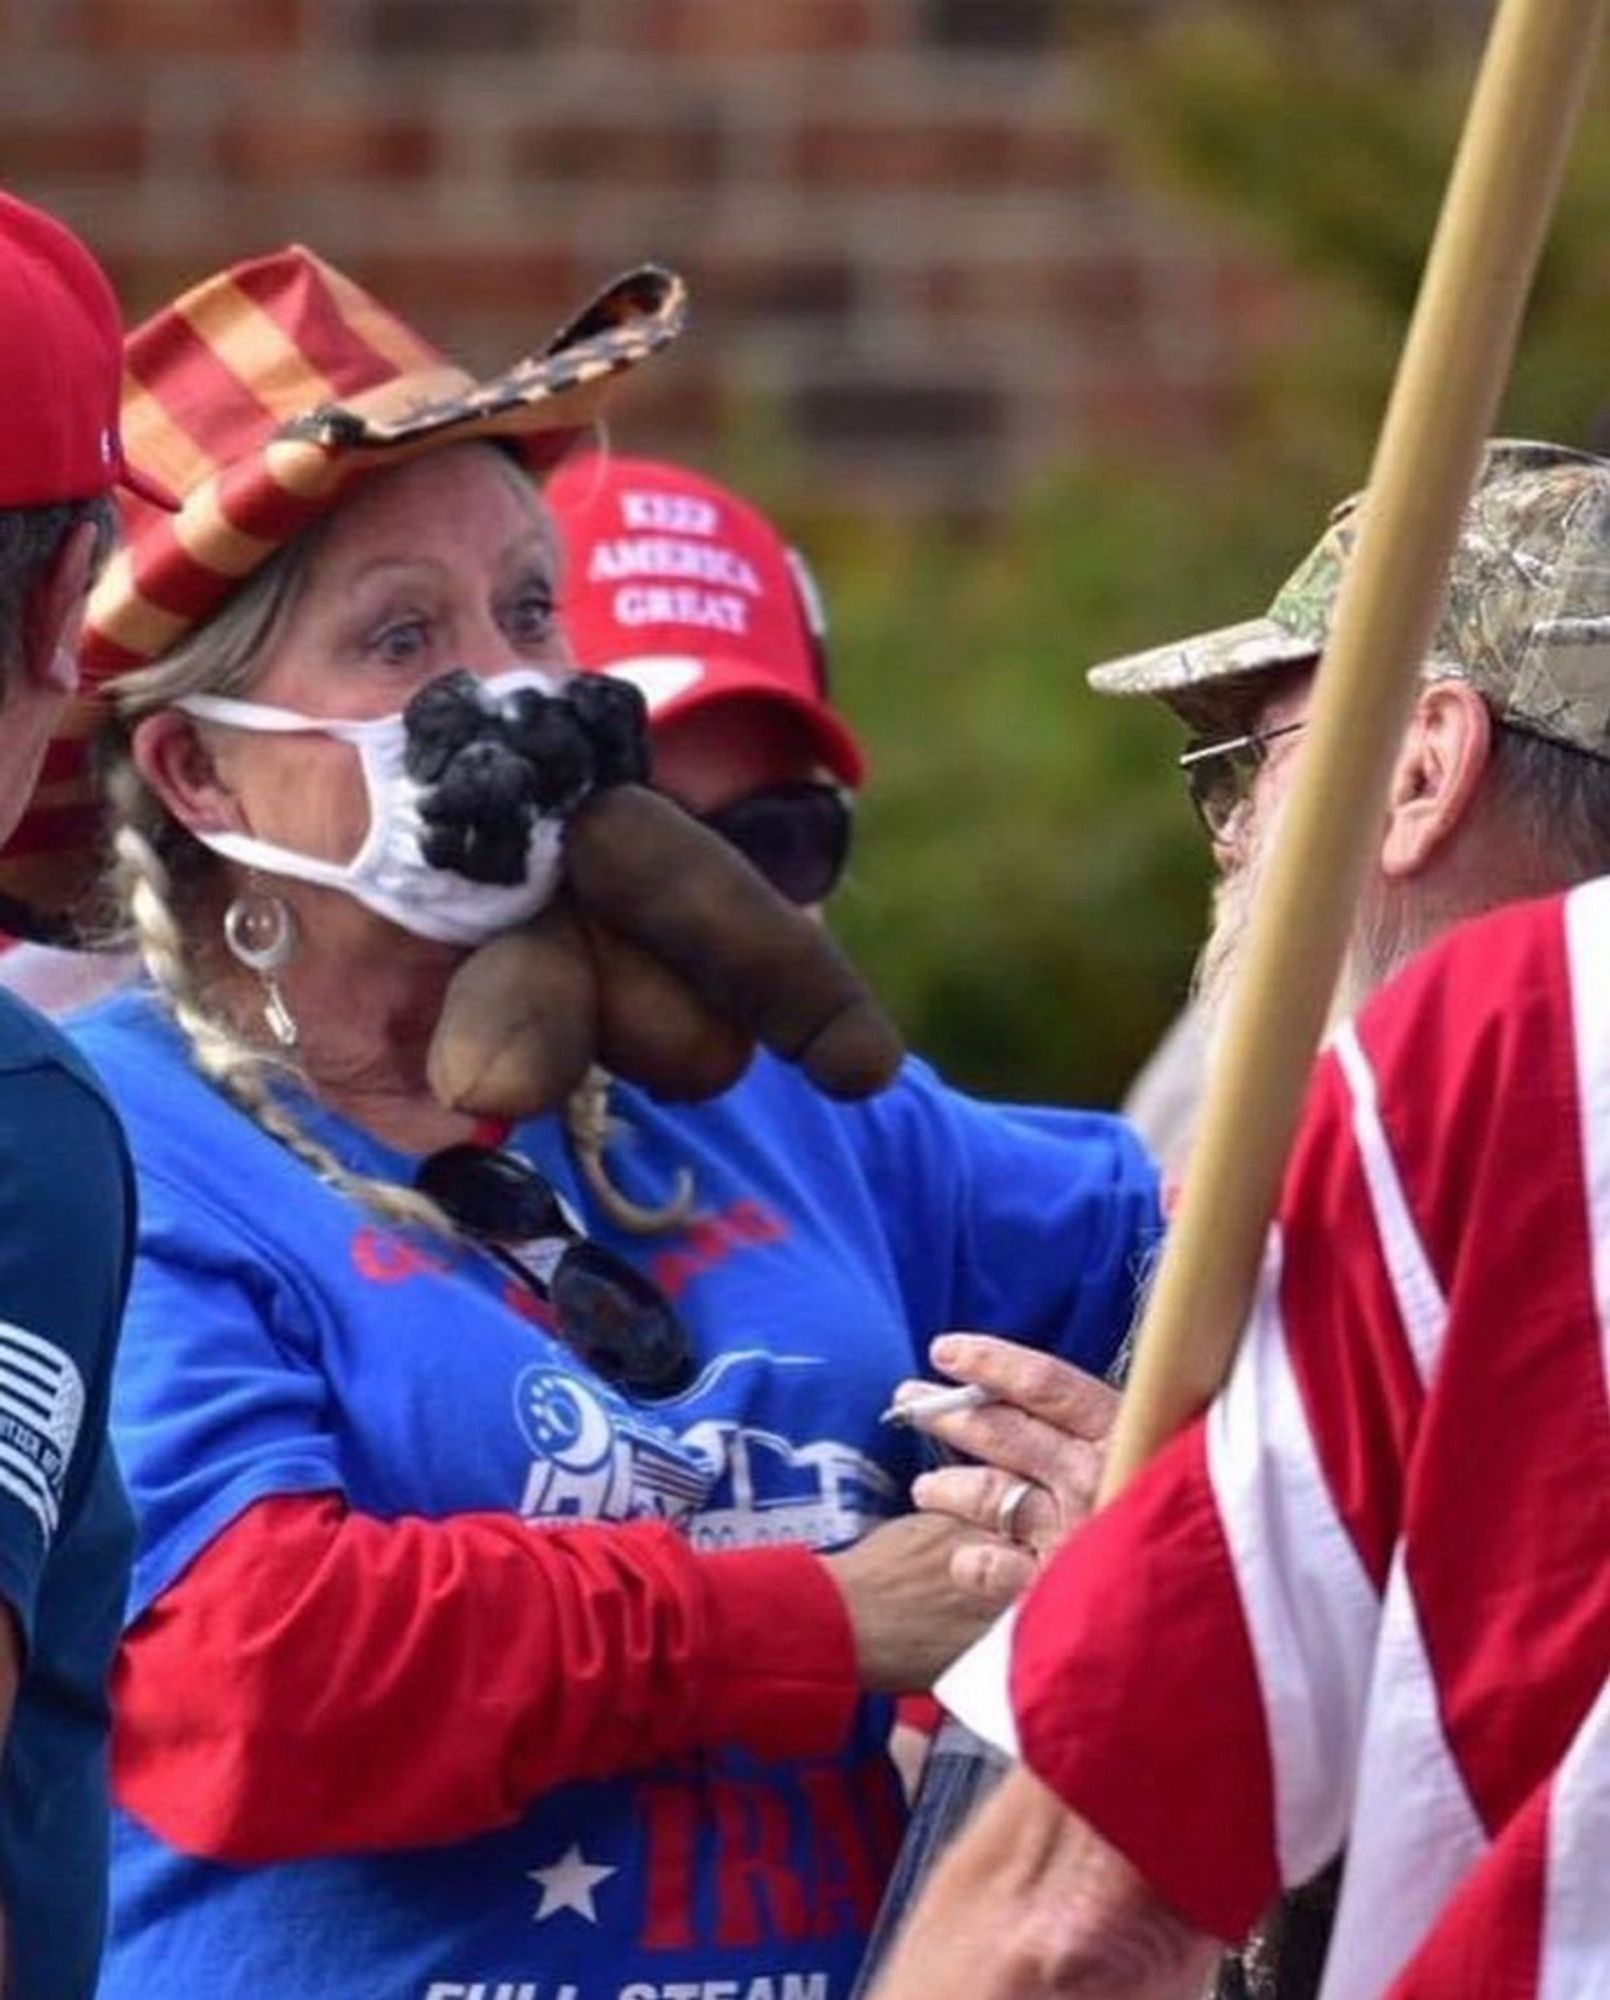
[678,1419,897,1551]
[0,1320,85,1544]
[512,1360,896,1549]
[514,1369,713,1523]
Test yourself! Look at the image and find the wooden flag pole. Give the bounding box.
[1099,0,1607,1501]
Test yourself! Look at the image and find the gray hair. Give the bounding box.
[1341,712,1610,1013]
[1486,723,1610,885]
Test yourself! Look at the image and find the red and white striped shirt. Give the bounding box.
[944,882,1610,1998]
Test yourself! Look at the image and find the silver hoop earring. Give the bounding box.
[223,884,299,1049]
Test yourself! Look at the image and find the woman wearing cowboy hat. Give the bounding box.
[32,248,1161,1998]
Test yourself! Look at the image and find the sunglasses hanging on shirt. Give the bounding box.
[696,781,853,908]
[415,1143,696,1398]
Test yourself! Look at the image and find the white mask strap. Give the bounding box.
[177,667,566,741]
[173,694,394,891]
[188,825,367,896]
[177,693,388,744]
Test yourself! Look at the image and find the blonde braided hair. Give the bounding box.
[564,1066,695,1236]
[102,756,452,1232]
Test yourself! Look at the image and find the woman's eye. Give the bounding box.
[370,617,430,665]
[504,586,557,645]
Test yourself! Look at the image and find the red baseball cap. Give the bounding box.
[0,191,175,511]
[547,452,866,787]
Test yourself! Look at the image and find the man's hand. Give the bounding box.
[868,1766,1217,2000]
[896,1334,1118,1601]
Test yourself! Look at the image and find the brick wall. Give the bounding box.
[0,0,1300,508]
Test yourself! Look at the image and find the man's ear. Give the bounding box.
[1379,678,1493,879]
[131,711,247,836]
[18,518,99,695]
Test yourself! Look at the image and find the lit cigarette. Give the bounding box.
[879,1381,998,1428]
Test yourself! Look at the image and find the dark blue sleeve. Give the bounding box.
[844,1060,1164,1376]
[0,1057,133,1645]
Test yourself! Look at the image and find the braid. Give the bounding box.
[565,1066,695,1236]
[105,765,452,1238]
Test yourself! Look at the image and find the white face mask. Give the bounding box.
[177,668,569,947]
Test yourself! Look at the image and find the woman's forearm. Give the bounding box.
[114,1492,859,1863]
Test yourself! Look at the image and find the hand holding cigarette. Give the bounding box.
[889,1333,1120,1603]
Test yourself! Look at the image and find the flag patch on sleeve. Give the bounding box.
[0,1321,85,1544]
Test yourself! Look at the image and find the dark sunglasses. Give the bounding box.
[1177,719,1308,843]
[415,1144,696,1398]
[697,782,853,906]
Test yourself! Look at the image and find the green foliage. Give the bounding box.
[803,473,1315,1107]
[1105,5,1610,454]
[714,3,1610,1108]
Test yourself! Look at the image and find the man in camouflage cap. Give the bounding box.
[1095,436,1610,749]
[878,440,1610,2000]
[1111,439,1610,1145]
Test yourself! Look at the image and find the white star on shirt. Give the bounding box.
[527,1843,617,1923]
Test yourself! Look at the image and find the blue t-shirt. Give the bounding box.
[75,990,1160,2000]
[0,992,135,2000]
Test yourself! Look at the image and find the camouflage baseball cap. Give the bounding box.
[1088,440,1610,757]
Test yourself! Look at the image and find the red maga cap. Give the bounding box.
[548,452,866,788]
[0,192,175,512]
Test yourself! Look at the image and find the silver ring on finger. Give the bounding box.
[994,1476,1036,1546]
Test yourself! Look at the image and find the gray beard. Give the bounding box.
[1191,816,1428,1061]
